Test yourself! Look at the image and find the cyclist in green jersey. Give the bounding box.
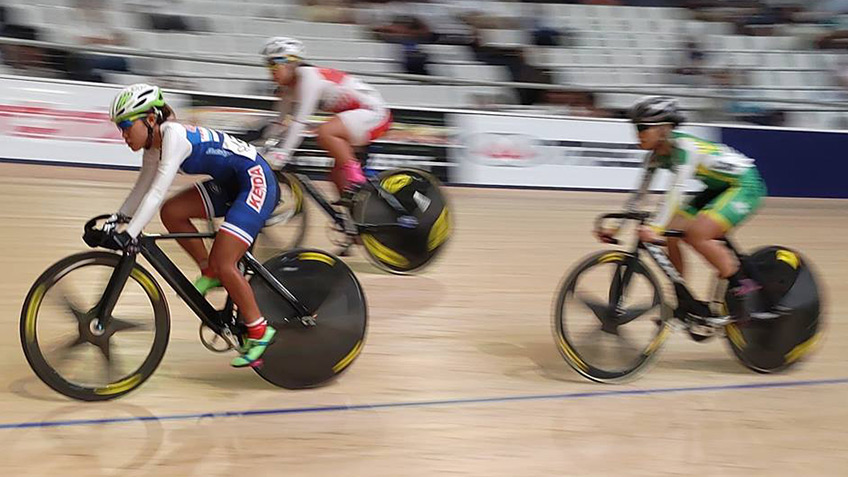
[595,96,769,321]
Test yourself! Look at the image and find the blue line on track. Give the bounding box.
[2,377,846,431]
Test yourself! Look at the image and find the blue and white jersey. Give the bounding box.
[179,123,259,178]
[118,121,275,239]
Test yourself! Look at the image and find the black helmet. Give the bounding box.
[629,96,685,126]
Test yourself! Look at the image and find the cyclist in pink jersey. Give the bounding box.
[260,37,393,199]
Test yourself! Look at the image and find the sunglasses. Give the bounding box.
[266,56,300,68]
[635,122,673,132]
[117,113,146,131]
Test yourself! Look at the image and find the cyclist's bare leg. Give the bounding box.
[208,233,261,323]
[317,116,363,195]
[666,214,692,277]
[683,214,738,279]
[160,187,210,271]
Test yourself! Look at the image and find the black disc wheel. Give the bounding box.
[248,249,367,388]
[352,169,451,274]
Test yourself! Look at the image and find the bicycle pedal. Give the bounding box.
[249,359,264,369]
[687,323,718,338]
[703,314,734,327]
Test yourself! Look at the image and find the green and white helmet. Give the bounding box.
[109,83,166,124]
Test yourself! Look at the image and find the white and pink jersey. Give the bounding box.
[271,66,392,166]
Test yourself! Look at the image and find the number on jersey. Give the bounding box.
[222,134,257,160]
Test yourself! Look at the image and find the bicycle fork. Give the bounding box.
[92,251,137,329]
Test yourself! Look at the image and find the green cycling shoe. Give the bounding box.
[231,326,277,368]
[194,275,222,296]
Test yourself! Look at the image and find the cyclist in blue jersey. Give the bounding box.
[107,83,278,367]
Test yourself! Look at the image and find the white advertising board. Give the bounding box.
[0,75,189,168]
[448,111,719,191]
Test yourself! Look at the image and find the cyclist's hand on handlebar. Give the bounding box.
[267,151,288,170]
[101,230,138,252]
[593,226,619,244]
[103,213,131,233]
[637,225,664,245]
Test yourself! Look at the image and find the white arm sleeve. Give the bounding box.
[624,160,657,215]
[650,156,697,231]
[125,123,192,237]
[261,95,292,141]
[270,69,323,168]
[118,149,158,217]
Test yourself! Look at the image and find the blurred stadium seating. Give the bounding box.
[2,0,847,128]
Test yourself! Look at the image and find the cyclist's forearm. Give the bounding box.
[651,163,694,231]
[270,121,307,167]
[119,154,157,217]
[613,166,655,231]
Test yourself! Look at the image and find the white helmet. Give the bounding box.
[261,36,305,62]
[629,96,684,126]
[109,83,166,124]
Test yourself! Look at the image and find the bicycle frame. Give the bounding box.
[277,166,418,234]
[601,212,758,319]
[93,232,311,336]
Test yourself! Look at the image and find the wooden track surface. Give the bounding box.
[0,163,846,476]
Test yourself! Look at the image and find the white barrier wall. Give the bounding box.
[0,76,189,168]
[5,75,838,198]
[448,111,719,191]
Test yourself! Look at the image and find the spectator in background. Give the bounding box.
[522,4,568,47]
[372,14,433,75]
[468,27,552,105]
[673,36,709,86]
[814,14,848,49]
[126,0,195,32]
[585,0,623,5]
[300,0,355,23]
[713,69,785,126]
[65,0,130,82]
[735,2,798,36]
[0,24,46,75]
[544,89,612,118]
[0,16,68,79]
[574,91,611,118]
[510,48,554,105]
[429,0,520,31]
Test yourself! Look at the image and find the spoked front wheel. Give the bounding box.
[553,250,671,383]
[248,248,367,389]
[20,252,170,401]
[352,168,451,274]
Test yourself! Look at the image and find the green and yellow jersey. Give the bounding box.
[624,132,766,231]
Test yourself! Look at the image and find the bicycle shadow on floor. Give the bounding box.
[476,341,588,384]
[358,274,448,314]
[7,375,69,403]
[653,356,750,375]
[164,364,288,392]
[1,401,169,476]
